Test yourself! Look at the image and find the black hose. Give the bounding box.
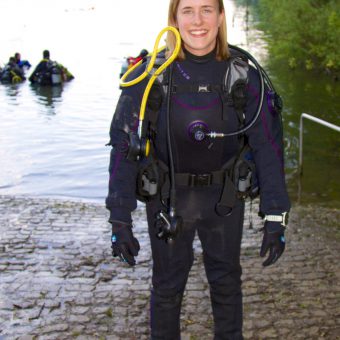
[166,63,176,216]
[221,44,265,136]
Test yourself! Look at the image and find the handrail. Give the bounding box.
[299,113,340,174]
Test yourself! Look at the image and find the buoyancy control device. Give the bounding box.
[122,39,283,242]
[135,46,280,201]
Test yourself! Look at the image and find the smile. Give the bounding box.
[190,30,208,36]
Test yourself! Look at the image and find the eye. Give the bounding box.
[202,7,214,15]
[182,9,193,15]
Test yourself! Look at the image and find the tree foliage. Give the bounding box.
[256,0,340,74]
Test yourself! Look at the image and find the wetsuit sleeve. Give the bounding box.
[105,66,146,224]
[245,67,291,215]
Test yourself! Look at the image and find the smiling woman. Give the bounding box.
[167,0,229,59]
[106,0,290,338]
[175,0,225,56]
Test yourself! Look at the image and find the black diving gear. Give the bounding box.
[106,46,290,339]
[106,46,290,224]
[111,223,140,266]
[29,60,74,86]
[29,60,62,85]
[123,45,279,208]
[0,59,25,84]
[129,46,271,237]
[260,221,286,266]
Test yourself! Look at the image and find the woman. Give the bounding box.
[106,0,290,338]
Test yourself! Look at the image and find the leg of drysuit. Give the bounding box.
[146,202,196,340]
[197,200,245,340]
[147,218,196,339]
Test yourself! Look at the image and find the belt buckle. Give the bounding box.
[189,173,212,187]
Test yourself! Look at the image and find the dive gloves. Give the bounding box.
[260,221,286,267]
[111,223,140,266]
[110,218,286,267]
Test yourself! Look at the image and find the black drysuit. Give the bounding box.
[106,49,290,339]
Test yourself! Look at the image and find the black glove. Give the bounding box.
[111,223,140,266]
[260,221,285,267]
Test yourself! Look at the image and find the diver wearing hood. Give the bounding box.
[106,0,290,338]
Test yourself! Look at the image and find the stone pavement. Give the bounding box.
[0,195,339,340]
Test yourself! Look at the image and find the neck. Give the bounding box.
[184,48,216,63]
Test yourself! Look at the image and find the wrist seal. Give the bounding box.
[264,212,289,227]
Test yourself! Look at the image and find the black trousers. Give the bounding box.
[146,187,244,340]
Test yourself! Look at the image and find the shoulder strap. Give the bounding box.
[223,55,249,124]
[141,52,167,140]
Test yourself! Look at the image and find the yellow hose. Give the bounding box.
[119,26,181,139]
[10,70,22,84]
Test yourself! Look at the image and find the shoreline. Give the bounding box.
[0,195,339,339]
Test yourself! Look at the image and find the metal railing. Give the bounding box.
[299,113,340,174]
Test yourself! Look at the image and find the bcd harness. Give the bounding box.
[134,48,267,217]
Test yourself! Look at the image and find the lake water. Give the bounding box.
[0,0,339,208]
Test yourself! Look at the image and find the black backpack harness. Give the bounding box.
[135,49,260,217]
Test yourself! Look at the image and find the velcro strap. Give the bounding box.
[175,170,225,187]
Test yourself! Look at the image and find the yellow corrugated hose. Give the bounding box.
[119,26,181,141]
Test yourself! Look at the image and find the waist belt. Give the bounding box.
[175,170,225,187]
[159,160,237,216]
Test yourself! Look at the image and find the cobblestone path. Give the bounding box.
[0,195,339,339]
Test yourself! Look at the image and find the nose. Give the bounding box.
[192,10,203,25]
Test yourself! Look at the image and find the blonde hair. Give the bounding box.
[166,0,229,60]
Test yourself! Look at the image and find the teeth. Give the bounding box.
[191,30,207,35]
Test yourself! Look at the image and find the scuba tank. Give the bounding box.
[51,63,62,85]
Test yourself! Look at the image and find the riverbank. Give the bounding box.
[0,195,339,339]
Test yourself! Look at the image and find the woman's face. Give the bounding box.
[176,0,224,56]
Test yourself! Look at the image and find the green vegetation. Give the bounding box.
[105,307,113,318]
[259,0,340,74]
[239,0,340,76]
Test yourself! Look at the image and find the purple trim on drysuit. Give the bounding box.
[109,118,139,184]
[247,84,284,172]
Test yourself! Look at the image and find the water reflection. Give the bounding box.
[29,84,63,113]
[0,0,338,206]
[2,83,24,104]
[233,1,340,207]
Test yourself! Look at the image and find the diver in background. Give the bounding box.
[29,50,74,86]
[119,49,149,79]
[14,52,31,70]
[106,0,290,338]
[0,56,25,84]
